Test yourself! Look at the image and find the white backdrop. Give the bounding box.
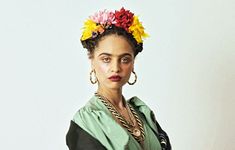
[0,0,234,150]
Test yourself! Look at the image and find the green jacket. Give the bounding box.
[66,95,171,150]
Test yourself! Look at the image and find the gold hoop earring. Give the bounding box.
[90,70,97,84]
[128,70,137,85]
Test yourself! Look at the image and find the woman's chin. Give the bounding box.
[106,82,125,89]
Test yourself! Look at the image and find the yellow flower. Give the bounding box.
[129,16,149,43]
[81,19,100,41]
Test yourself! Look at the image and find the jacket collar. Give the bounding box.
[128,96,159,135]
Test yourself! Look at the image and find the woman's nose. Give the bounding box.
[111,61,120,73]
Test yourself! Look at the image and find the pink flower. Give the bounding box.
[89,10,116,25]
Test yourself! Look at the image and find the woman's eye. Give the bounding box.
[121,57,131,63]
[102,57,111,63]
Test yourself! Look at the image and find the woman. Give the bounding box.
[66,8,171,150]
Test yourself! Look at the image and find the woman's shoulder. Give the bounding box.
[77,96,101,112]
[72,95,117,130]
[70,95,130,149]
[72,96,105,121]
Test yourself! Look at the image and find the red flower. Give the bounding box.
[114,7,134,32]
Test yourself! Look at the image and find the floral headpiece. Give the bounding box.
[81,7,148,44]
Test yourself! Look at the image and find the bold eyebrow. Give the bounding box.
[98,52,132,57]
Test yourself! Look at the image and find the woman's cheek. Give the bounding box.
[123,63,133,72]
[97,63,109,74]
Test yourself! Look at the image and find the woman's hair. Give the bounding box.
[81,25,143,58]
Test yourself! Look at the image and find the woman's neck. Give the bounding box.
[96,87,125,110]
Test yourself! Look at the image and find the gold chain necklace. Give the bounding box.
[94,93,145,144]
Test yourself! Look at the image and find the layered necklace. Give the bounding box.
[95,93,145,145]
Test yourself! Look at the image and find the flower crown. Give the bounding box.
[81,7,148,44]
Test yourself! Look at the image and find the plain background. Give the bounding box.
[0,0,234,149]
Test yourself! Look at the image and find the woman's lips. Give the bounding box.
[108,75,122,82]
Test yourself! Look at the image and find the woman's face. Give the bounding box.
[91,34,135,90]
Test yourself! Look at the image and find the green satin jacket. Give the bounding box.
[69,95,171,150]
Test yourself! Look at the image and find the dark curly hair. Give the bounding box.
[81,25,143,59]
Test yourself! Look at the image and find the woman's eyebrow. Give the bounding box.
[98,53,112,57]
[119,53,132,57]
[98,53,132,57]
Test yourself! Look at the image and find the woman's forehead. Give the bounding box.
[94,35,134,55]
[94,48,134,57]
